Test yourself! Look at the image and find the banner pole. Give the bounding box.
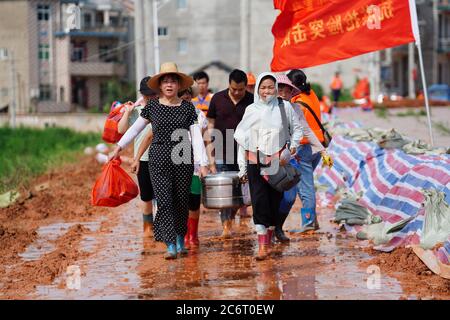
[416,42,435,146]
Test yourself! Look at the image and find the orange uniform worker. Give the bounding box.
[286,69,328,233]
[192,71,213,115]
[246,72,256,94]
[330,72,343,112]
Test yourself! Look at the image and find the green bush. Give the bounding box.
[327,88,353,102]
[102,80,136,113]
[396,109,427,117]
[0,126,101,193]
[375,105,389,119]
[311,83,324,100]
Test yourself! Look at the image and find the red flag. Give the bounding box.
[271,0,419,71]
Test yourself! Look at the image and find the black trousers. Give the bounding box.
[247,164,283,228]
[332,89,341,103]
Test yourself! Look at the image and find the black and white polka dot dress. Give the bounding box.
[140,99,196,244]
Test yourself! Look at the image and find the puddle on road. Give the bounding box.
[31,203,143,299]
[28,202,410,300]
[136,209,407,300]
[19,221,101,261]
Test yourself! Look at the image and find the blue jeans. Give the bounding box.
[279,144,320,214]
[216,164,239,222]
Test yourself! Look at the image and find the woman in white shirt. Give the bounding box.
[234,72,304,261]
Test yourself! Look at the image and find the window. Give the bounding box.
[99,44,117,62]
[71,42,86,61]
[38,44,50,60]
[109,13,120,27]
[158,27,168,37]
[0,48,8,60]
[178,38,187,54]
[177,0,187,9]
[39,84,51,101]
[60,87,65,102]
[95,12,103,27]
[37,4,50,21]
[71,47,84,61]
[83,13,92,28]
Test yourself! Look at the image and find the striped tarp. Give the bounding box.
[315,128,450,265]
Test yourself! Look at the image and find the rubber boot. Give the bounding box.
[298,208,316,233]
[176,235,188,256]
[189,217,200,246]
[313,214,320,230]
[221,219,232,239]
[184,219,191,250]
[164,243,177,260]
[256,233,270,261]
[267,227,275,246]
[143,214,153,237]
[275,212,290,242]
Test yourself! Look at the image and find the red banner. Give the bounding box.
[271,0,416,71]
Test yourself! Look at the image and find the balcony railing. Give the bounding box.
[55,24,127,38]
[80,25,128,34]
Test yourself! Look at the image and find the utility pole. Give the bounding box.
[152,0,160,73]
[408,42,416,99]
[10,51,16,128]
[240,0,251,71]
[134,0,146,87]
[369,51,381,102]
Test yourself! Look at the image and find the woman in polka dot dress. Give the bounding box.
[109,63,209,260]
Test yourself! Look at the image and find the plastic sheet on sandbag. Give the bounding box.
[420,189,450,249]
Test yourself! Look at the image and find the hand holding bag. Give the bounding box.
[262,98,301,193]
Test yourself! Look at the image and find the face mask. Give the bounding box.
[263,95,276,103]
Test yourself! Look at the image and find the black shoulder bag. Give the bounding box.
[298,101,332,148]
[261,98,301,193]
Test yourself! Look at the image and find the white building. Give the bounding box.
[137,0,449,99]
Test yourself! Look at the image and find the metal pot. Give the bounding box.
[201,171,250,209]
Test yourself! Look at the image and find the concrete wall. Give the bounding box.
[86,77,101,108]
[158,0,241,74]
[0,0,31,114]
[0,114,105,133]
[154,0,376,94]
[246,0,278,75]
[55,37,71,104]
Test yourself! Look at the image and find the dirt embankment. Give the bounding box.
[361,247,450,299]
[0,154,110,298]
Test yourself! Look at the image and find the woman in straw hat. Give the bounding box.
[109,62,209,260]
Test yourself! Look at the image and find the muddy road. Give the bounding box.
[0,154,448,300]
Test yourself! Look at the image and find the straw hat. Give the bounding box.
[147,62,194,92]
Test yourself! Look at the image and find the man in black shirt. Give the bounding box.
[206,69,254,238]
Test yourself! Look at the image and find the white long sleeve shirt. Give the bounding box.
[117,116,208,167]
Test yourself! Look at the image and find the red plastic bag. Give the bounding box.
[91,159,139,207]
[102,102,125,143]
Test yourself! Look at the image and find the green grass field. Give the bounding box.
[0,126,101,194]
